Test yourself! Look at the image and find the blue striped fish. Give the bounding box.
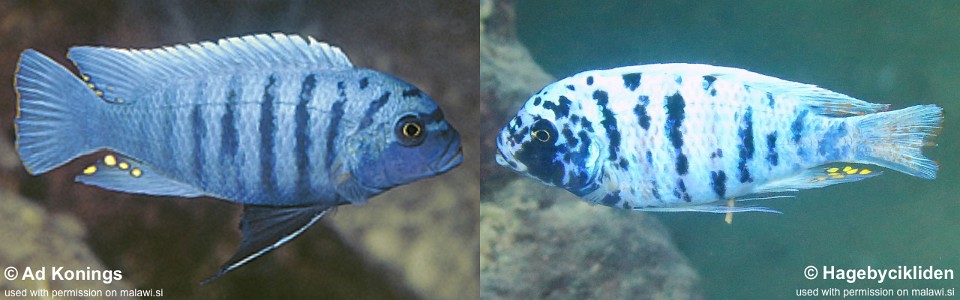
[496,64,941,213]
[14,33,462,283]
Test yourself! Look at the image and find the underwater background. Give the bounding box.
[482,0,957,299]
[0,0,478,299]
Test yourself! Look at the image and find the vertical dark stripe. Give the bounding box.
[665,92,687,175]
[259,75,278,195]
[222,87,239,158]
[710,171,727,199]
[791,109,808,143]
[192,103,205,187]
[358,92,391,130]
[737,106,754,183]
[295,74,317,198]
[766,132,779,166]
[593,90,620,161]
[633,95,650,130]
[325,81,347,171]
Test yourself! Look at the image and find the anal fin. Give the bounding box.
[201,203,334,285]
[75,153,204,197]
[754,165,882,194]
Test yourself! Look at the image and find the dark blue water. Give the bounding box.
[517,1,960,298]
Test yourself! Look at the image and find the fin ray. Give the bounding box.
[67,33,353,104]
[75,153,205,197]
[201,204,334,285]
[15,50,101,174]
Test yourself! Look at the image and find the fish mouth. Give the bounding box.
[430,139,463,173]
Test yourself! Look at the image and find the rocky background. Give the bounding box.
[0,1,477,299]
[479,0,701,299]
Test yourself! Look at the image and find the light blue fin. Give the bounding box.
[854,104,943,179]
[74,153,204,197]
[609,64,889,116]
[66,33,354,104]
[635,205,781,214]
[14,50,102,175]
[754,164,883,194]
[202,204,333,285]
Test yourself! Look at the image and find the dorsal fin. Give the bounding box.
[66,33,353,103]
[604,63,889,116]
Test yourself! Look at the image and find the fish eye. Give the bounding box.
[395,115,426,146]
[529,119,557,144]
[532,130,550,142]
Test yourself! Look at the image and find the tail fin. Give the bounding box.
[855,104,943,179]
[15,50,101,175]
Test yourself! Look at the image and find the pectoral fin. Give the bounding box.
[201,203,335,285]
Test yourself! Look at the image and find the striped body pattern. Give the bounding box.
[14,34,462,281]
[496,64,941,213]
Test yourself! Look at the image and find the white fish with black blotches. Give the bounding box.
[496,64,942,214]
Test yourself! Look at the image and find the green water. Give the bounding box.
[515,1,960,298]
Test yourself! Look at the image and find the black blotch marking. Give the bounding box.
[633,95,651,130]
[566,85,576,91]
[675,76,683,85]
[570,115,580,124]
[710,171,727,199]
[711,148,724,159]
[737,106,754,183]
[402,88,421,98]
[766,92,775,108]
[622,73,642,91]
[594,90,620,161]
[709,88,717,97]
[601,192,620,207]
[650,181,662,200]
[359,77,369,89]
[665,92,685,149]
[675,153,688,175]
[645,151,653,164]
[561,127,578,148]
[577,131,591,157]
[533,97,542,106]
[543,96,573,118]
[514,119,563,186]
[766,132,779,166]
[619,158,629,169]
[675,179,692,202]
[581,119,594,132]
[791,109,808,143]
[702,75,717,90]
[586,76,594,85]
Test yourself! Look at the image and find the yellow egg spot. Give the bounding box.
[95,90,103,96]
[842,166,853,172]
[104,155,117,166]
[86,83,95,89]
[116,98,124,103]
[82,165,97,175]
[130,168,142,177]
[859,169,872,175]
[118,162,129,170]
[82,74,90,81]
[826,167,839,173]
[844,168,859,175]
[830,173,845,179]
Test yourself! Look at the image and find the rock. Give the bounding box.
[481,180,701,300]
[0,189,135,297]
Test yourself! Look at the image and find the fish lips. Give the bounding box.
[430,131,463,174]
